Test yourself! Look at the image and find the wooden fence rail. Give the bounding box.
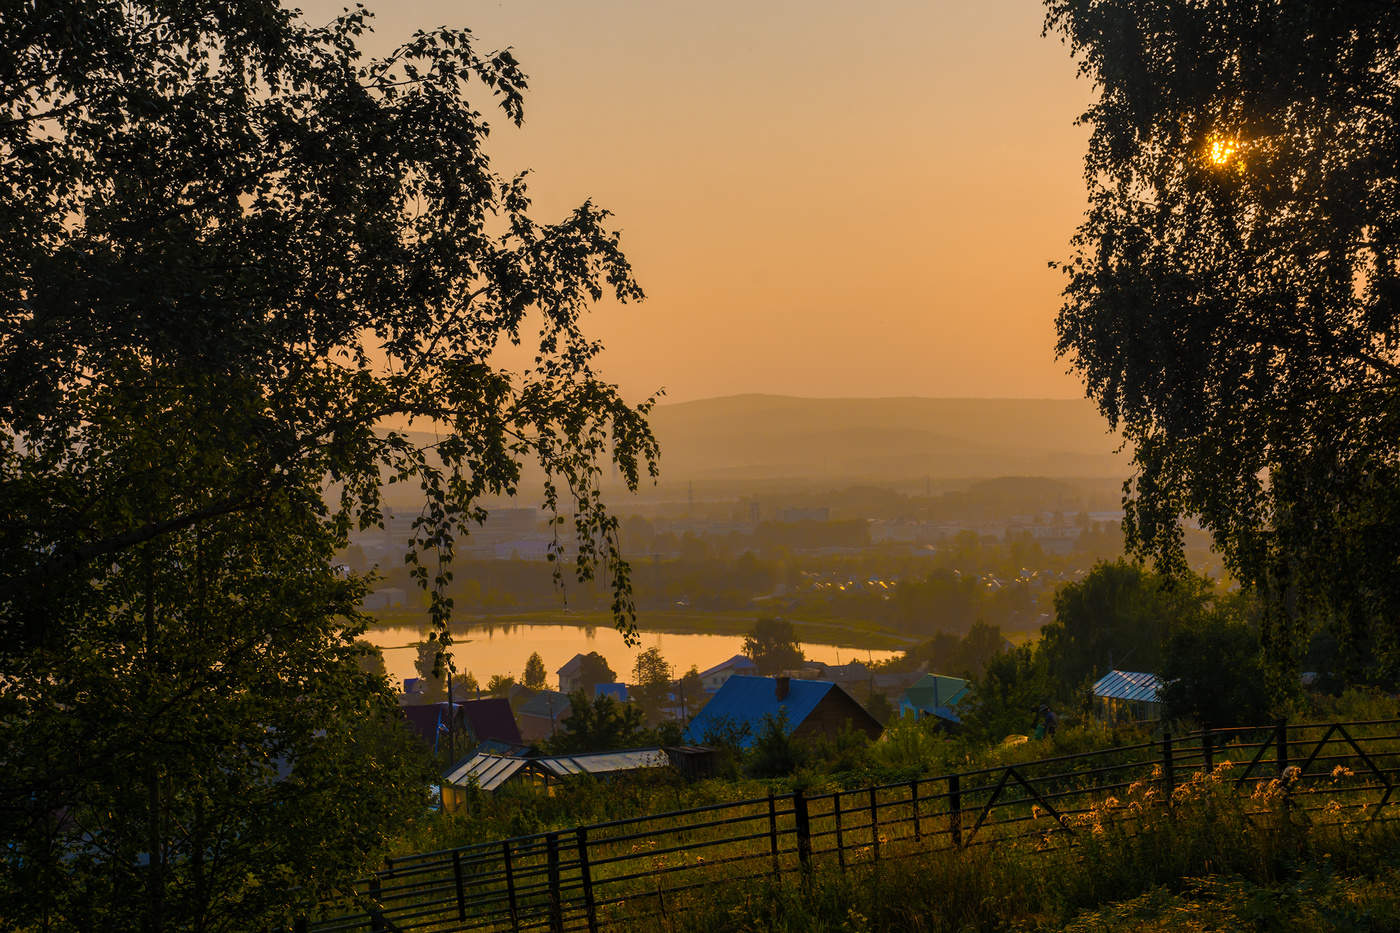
[300,717,1400,932]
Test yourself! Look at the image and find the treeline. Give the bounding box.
[957,560,1275,741]
[732,476,1124,524]
[367,529,1127,636]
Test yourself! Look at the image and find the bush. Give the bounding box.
[746,713,803,778]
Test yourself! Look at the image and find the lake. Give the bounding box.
[365,622,902,691]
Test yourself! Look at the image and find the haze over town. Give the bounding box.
[8,2,1399,930]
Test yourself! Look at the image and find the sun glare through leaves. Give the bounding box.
[1207,134,1241,168]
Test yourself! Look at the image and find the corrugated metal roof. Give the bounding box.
[900,674,970,714]
[682,676,836,748]
[1092,670,1163,703]
[444,747,674,790]
[443,753,532,792]
[534,748,669,777]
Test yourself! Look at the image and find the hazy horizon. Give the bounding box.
[294,0,1094,405]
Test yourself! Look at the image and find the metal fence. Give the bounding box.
[301,717,1400,932]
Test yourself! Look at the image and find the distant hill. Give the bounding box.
[644,394,1128,484]
[377,395,1129,509]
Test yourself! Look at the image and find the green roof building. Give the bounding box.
[898,673,970,723]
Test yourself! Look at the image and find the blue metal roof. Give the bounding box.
[594,683,630,702]
[1092,670,1163,703]
[683,676,836,748]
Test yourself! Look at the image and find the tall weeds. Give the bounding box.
[620,765,1400,932]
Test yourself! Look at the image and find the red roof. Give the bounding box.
[460,697,523,746]
[400,698,523,749]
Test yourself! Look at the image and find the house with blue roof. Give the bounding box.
[682,675,882,748]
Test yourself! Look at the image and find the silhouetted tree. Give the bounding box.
[548,692,646,753]
[1047,1,1400,682]
[413,641,450,703]
[1160,598,1272,728]
[1041,561,1208,690]
[678,665,706,719]
[0,2,655,925]
[743,617,805,675]
[574,651,617,697]
[632,647,673,724]
[523,652,549,691]
[963,645,1057,744]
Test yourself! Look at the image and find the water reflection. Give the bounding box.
[364,622,900,690]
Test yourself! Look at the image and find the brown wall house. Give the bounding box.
[682,675,883,748]
[790,687,884,744]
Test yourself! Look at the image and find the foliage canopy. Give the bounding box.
[0,0,655,925]
[743,616,805,675]
[1046,1,1400,680]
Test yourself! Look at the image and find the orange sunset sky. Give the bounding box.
[297,0,1095,403]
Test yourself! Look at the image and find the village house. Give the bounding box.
[682,675,882,748]
[457,697,524,747]
[557,654,586,694]
[400,697,524,755]
[516,690,573,743]
[697,654,758,693]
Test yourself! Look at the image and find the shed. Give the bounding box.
[682,675,883,748]
[533,748,669,779]
[899,674,970,722]
[1092,670,1164,723]
[440,746,682,809]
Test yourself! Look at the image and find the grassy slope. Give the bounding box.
[632,773,1400,932]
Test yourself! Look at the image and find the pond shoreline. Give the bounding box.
[364,608,917,652]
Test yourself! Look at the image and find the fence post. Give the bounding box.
[869,787,880,861]
[949,773,962,848]
[1277,718,1289,776]
[1202,728,1214,773]
[453,850,466,923]
[911,779,921,840]
[767,791,779,876]
[793,789,812,871]
[368,876,385,933]
[1163,731,1175,805]
[833,791,845,871]
[503,840,520,933]
[547,832,564,933]
[294,918,308,933]
[577,827,598,933]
